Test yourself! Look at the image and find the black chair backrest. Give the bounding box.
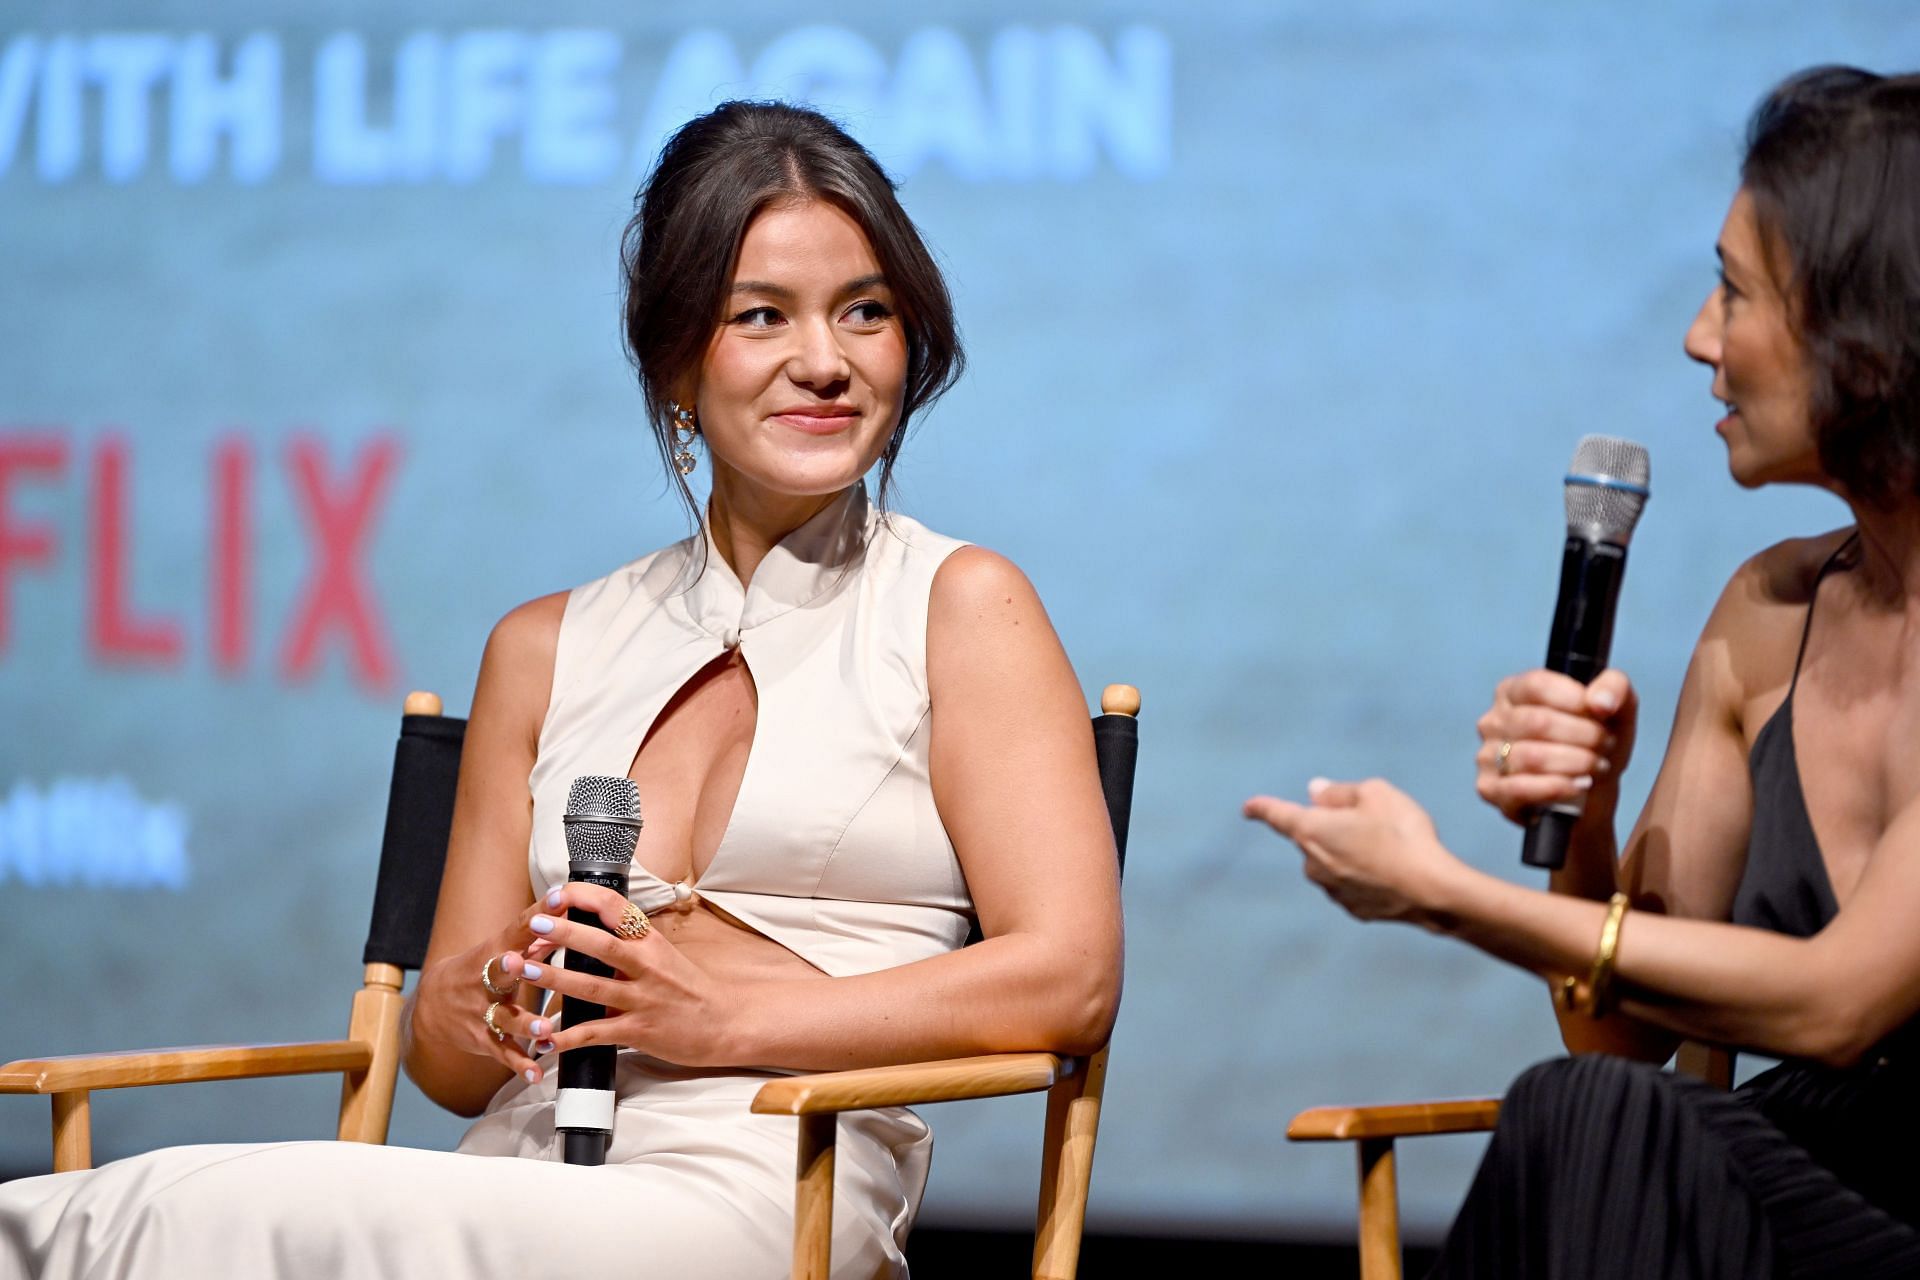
[1092,710,1138,878]
[362,712,466,970]
[360,700,1136,968]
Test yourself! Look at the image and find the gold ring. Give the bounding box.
[616,902,651,941]
[1496,740,1515,776]
[483,1001,507,1043]
[481,954,518,997]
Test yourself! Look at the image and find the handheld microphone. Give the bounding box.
[556,775,642,1166]
[1521,435,1651,871]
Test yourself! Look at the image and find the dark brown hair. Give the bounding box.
[621,101,964,517]
[1742,67,1920,505]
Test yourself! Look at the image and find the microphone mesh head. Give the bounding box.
[563,775,642,865]
[1564,435,1651,543]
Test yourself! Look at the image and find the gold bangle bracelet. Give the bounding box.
[1551,974,1595,1016]
[1585,892,1631,1018]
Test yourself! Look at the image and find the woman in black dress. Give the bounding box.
[1247,66,1920,1278]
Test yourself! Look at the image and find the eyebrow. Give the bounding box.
[730,273,890,298]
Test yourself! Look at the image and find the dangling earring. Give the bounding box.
[669,402,699,476]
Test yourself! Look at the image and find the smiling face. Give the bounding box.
[1683,188,1823,490]
[688,197,908,511]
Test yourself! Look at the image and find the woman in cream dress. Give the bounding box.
[0,102,1124,1279]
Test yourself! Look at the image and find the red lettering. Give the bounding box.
[279,434,399,691]
[88,434,184,665]
[212,436,252,673]
[0,433,69,656]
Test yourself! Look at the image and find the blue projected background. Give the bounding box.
[3,0,1912,1239]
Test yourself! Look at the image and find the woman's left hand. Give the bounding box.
[1244,777,1463,927]
[505,883,743,1069]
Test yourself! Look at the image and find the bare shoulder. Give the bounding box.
[1710,526,1856,703]
[474,591,569,749]
[929,544,1047,623]
[927,545,1075,693]
[485,591,568,669]
[1738,527,1856,609]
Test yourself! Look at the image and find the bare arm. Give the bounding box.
[1252,774,1920,1066]
[1251,535,1893,1062]
[1442,538,1907,1064]
[1615,542,1828,917]
[1430,791,1920,1066]
[525,548,1126,1070]
[400,593,564,1115]
[1467,544,1820,1058]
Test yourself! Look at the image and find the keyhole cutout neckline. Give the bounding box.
[614,483,873,911]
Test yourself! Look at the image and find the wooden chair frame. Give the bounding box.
[750,681,1138,1280]
[1286,1041,1733,1280]
[2,967,409,1172]
[3,685,1138,1280]
[751,1046,1108,1280]
[0,690,449,1171]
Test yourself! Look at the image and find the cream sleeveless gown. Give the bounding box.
[0,486,976,1279]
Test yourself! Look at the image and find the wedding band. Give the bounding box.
[616,902,651,941]
[1496,740,1515,776]
[481,954,518,997]
[483,1001,508,1043]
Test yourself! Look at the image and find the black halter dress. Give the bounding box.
[1431,537,1920,1279]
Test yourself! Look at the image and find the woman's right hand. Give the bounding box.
[1475,668,1638,824]
[406,897,559,1085]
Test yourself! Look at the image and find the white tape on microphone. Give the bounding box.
[555,1087,616,1133]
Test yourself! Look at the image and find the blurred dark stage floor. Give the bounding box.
[907,1226,1438,1278]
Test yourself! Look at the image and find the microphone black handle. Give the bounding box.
[562,1130,608,1167]
[558,863,626,1165]
[1543,536,1627,684]
[1520,809,1581,870]
[1522,536,1629,870]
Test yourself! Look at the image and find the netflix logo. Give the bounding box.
[0,775,190,890]
[0,428,401,694]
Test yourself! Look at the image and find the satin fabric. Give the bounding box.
[0,489,975,1278]
[0,1056,927,1279]
[528,483,975,975]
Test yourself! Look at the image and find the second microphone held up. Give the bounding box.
[1521,435,1651,871]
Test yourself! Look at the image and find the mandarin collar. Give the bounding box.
[673,483,872,646]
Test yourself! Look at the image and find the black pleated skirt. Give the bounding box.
[1430,1053,1920,1279]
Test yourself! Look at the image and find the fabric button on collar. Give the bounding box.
[670,483,872,646]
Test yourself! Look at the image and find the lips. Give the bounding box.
[769,408,858,435]
[1712,391,1739,432]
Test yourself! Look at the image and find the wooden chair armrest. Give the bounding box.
[0,1041,374,1094]
[1287,1097,1502,1142]
[751,1052,1067,1116]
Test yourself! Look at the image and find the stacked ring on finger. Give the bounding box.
[616,902,651,940]
[1496,739,1516,776]
[481,953,518,997]
[483,1001,508,1043]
